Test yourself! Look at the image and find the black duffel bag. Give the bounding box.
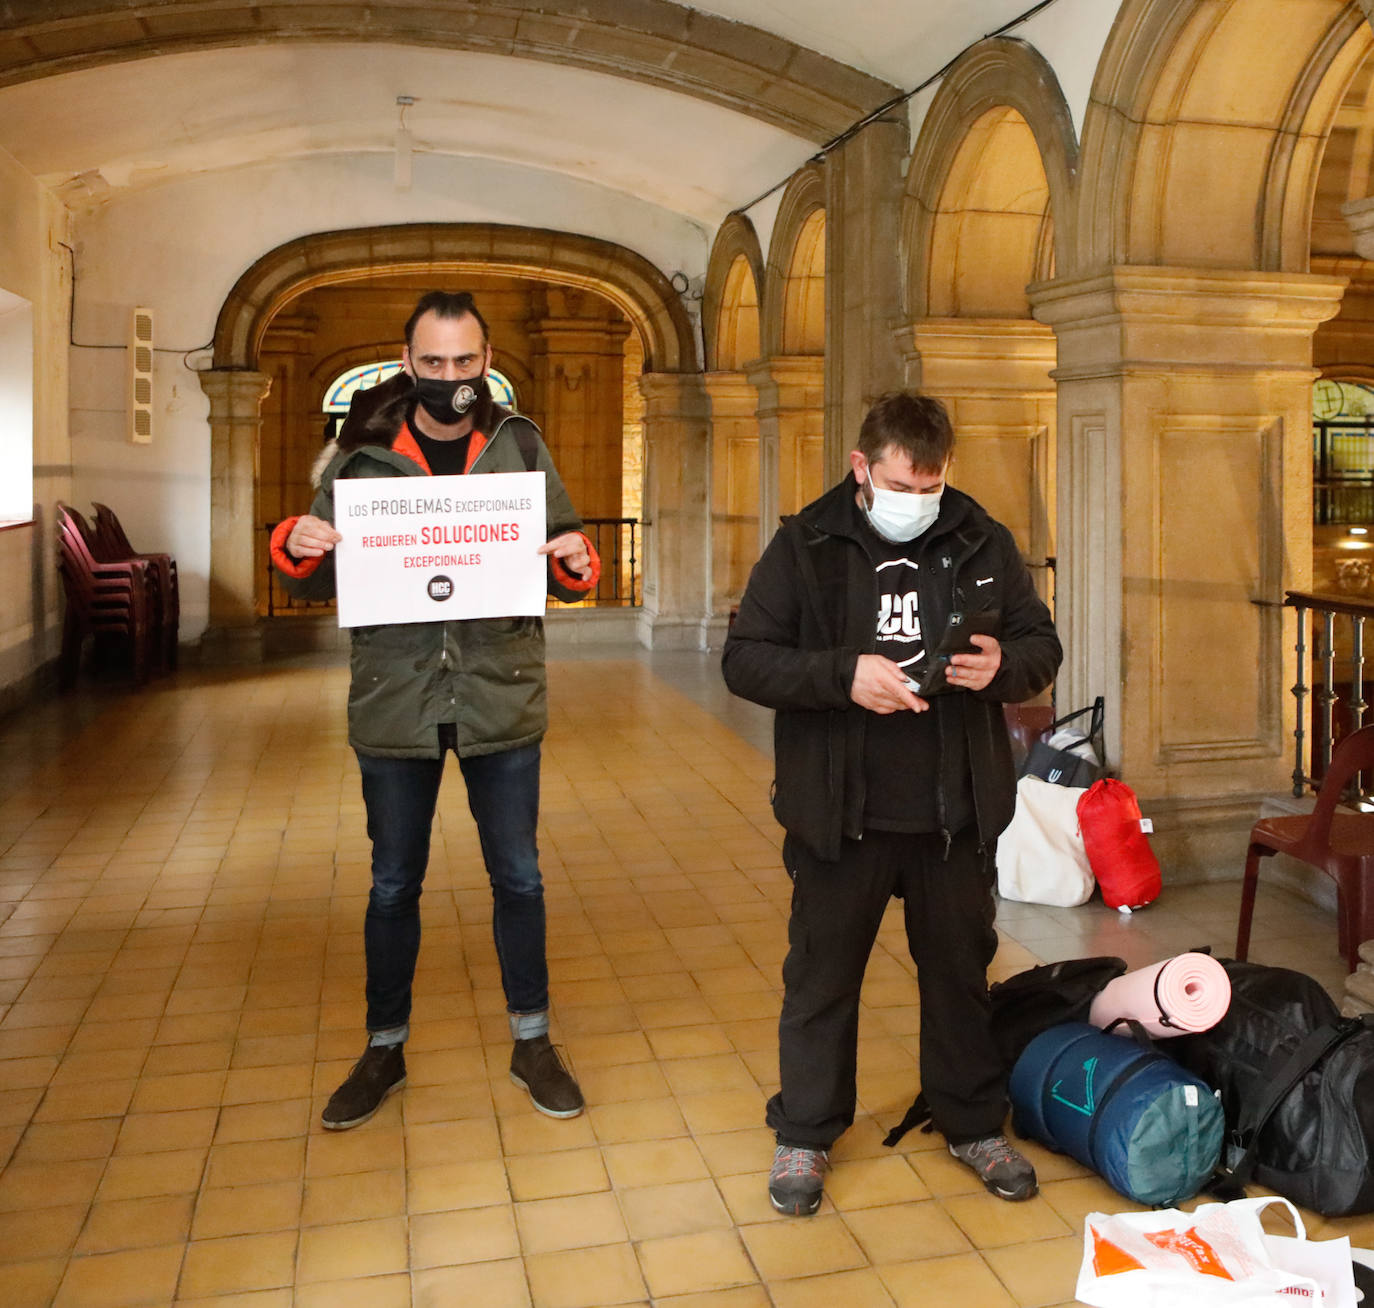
[1170,958,1374,1217]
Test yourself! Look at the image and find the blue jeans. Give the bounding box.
[356,738,548,1031]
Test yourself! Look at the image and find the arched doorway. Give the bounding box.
[199,223,695,650]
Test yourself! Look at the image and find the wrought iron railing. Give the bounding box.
[1282,589,1374,801]
[1315,418,1374,525]
[261,517,640,617]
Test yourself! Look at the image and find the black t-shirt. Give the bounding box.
[411,414,471,477]
[855,497,973,835]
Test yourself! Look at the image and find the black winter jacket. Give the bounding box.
[721,475,1062,861]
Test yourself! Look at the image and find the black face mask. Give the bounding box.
[413,374,484,424]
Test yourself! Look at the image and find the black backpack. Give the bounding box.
[884,955,1129,1147]
[1170,959,1374,1217]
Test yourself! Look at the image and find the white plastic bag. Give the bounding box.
[1077,1196,1355,1307]
[996,774,1094,906]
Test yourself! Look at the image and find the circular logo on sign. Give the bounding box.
[427,575,454,601]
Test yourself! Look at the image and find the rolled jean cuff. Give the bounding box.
[368,1024,408,1048]
[509,1010,548,1041]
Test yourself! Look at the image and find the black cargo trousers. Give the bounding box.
[766,824,1007,1150]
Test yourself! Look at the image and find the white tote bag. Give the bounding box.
[996,774,1094,906]
[1077,1196,1355,1308]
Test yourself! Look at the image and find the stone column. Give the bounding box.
[530,313,631,520]
[906,318,1057,576]
[823,114,908,485]
[638,372,717,649]
[702,371,761,617]
[1029,268,1346,876]
[198,368,272,661]
[747,356,824,548]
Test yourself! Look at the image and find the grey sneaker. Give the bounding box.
[510,1035,584,1118]
[948,1134,1038,1201]
[321,1042,406,1131]
[768,1144,830,1216]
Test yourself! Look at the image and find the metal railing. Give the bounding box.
[1315,418,1374,525]
[1283,589,1374,801]
[261,517,640,617]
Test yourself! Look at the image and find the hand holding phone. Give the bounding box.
[906,608,1001,697]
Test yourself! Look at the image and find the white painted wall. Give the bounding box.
[69,151,712,640]
[0,146,71,704]
[0,291,34,522]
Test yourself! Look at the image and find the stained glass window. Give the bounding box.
[322,361,518,414]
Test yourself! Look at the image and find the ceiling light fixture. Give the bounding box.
[394,95,416,191]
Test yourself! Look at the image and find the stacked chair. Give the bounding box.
[55,502,176,688]
[91,501,179,670]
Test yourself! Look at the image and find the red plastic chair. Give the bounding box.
[1236,723,1374,973]
[91,501,179,670]
[55,503,156,687]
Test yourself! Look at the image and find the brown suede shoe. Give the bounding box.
[510,1034,584,1118]
[321,1043,406,1131]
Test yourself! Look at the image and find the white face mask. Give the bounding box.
[861,477,943,542]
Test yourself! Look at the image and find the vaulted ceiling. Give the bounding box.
[0,0,1052,226]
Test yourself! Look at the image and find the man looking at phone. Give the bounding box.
[722,391,1061,1215]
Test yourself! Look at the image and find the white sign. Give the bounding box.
[332,472,547,627]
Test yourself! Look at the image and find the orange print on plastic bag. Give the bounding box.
[1144,1226,1237,1279]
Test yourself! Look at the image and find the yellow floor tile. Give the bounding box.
[602,1136,709,1188]
[294,1273,412,1308]
[941,1191,1074,1249]
[879,1252,1017,1308]
[767,1267,898,1308]
[842,1200,973,1264]
[296,1214,409,1283]
[412,1257,532,1308]
[619,1178,734,1240]
[739,1214,868,1282]
[191,1180,303,1239]
[515,1190,629,1253]
[178,1230,298,1297]
[51,1244,183,1308]
[506,1145,610,1200]
[981,1235,1087,1308]
[527,1241,648,1307]
[300,1167,405,1225]
[0,1203,88,1260]
[407,1157,511,1213]
[637,1228,759,1298]
[77,1195,195,1254]
[97,1147,206,1201]
[410,1203,521,1268]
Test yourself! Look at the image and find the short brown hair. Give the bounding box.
[857,391,955,472]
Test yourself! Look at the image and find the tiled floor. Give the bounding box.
[0,649,1367,1307]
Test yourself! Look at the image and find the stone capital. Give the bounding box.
[904,318,1057,396]
[702,371,760,417]
[638,371,710,420]
[198,368,273,417]
[1029,267,1348,378]
[532,316,634,355]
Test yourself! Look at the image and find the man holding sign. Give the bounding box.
[271,291,598,1130]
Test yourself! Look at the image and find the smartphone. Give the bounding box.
[905,608,1001,697]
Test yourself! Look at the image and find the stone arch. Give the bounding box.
[763,166,826,358]
[1077,0,1369,273]
[0,1,897,144]
[213,223,697,375]
[780,211,826,354]
[702,214,765,372]
[905,37,1078,317]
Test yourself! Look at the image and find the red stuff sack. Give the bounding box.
[1077,778,1162,910]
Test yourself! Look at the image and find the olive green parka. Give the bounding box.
[273,408,591,759]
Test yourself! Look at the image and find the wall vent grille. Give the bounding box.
[129,307,153,444]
